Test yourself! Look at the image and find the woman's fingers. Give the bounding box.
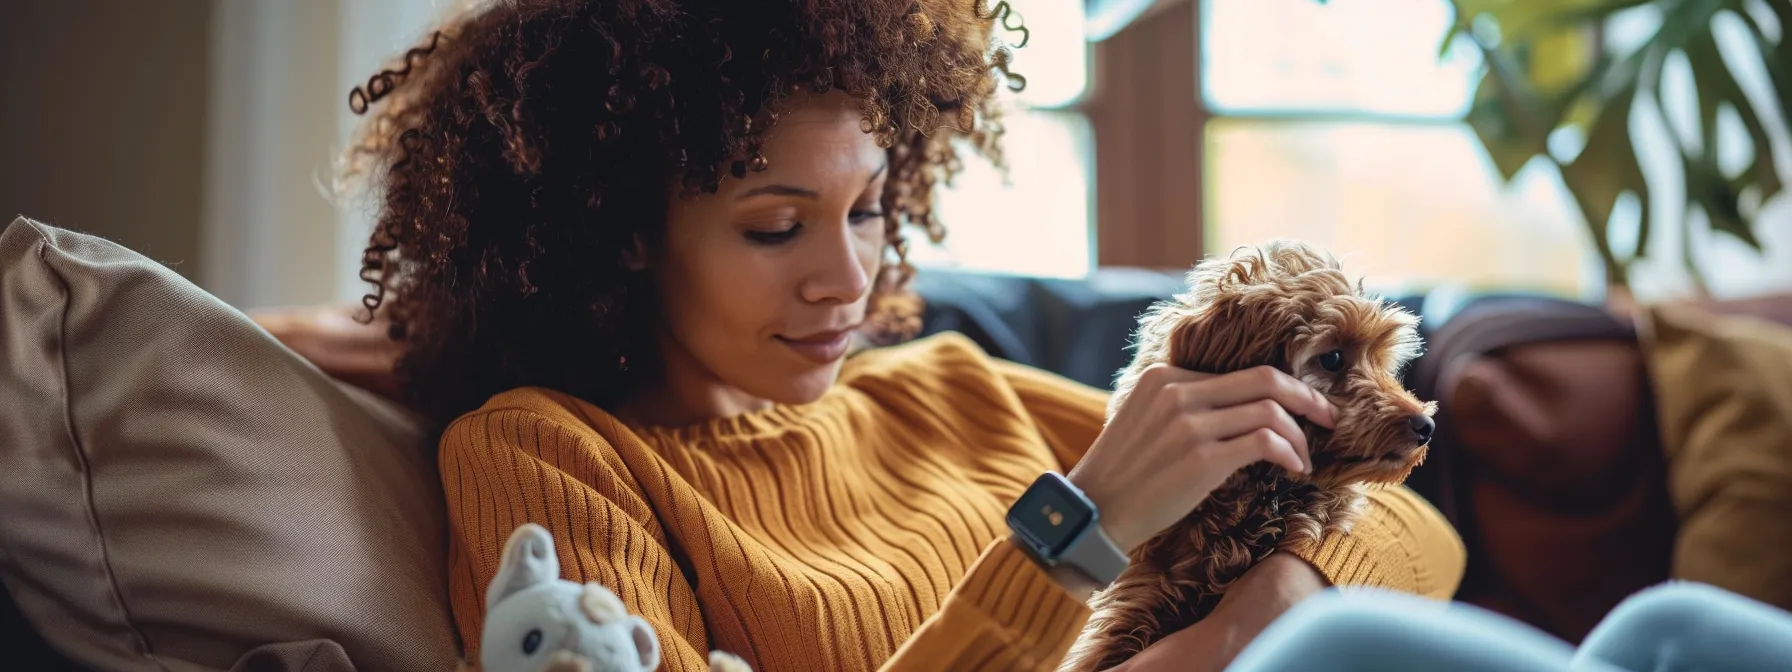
[1136,362,1218,388]
[1210,427,1305,476]
[1191,398,1312,473]
[1170,366,1338,429]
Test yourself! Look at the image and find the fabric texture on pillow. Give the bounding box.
[0,216,457,671]
[1640,302,1792,611]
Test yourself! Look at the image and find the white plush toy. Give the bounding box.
[478,523,751,672]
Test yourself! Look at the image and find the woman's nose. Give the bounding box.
[798,220,873,305]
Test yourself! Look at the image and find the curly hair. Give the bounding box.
[341,0,1027,427]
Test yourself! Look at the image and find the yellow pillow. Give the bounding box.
[1641,302,1792,609]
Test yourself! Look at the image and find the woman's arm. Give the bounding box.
[992,358,1466,599]
[440,408,714,670]
[880,538,1098,670]
[1116,486,1470,672]
[1113,552,1330,672]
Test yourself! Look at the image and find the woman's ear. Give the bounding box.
[622,234,648,271]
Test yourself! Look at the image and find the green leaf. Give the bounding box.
[1734,4,1792,151]
[1467,70,1548,182]
[1453,0,1647,43]
[1686,29,1783,203]
[1563,83,1648,244]
[1532,0,1676,35]
[1668,27,1780,252]
[1685,154,1762,249]
[1445,0,1783,282]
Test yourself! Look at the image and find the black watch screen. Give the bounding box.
[1008,473,1096,557]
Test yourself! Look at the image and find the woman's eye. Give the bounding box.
[1317,349,1345,373]
[745,223,801,245]
[849,209,885,225]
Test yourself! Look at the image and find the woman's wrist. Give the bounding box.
[1008,534,1101,603]
[1065,465,1142,555]
[1044,562,1101,603]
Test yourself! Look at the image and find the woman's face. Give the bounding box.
[643,91,887,423]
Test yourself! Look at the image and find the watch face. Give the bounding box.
[1009,475,1094,555]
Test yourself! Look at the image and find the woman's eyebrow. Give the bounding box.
[736,184,819,200]
[734,162,888,201]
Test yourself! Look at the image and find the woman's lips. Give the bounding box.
[777,329,853,364]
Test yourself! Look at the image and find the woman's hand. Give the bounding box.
[1068,364,1336,556]
[1109,552,1331,672]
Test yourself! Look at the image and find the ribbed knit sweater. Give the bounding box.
[441,332,1465,670]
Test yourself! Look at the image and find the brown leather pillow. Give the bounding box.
[1641,302,1792,610]
[0,217,457,670]
[1447,340,1674,641]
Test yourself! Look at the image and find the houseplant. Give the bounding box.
[1443,0,1789,301]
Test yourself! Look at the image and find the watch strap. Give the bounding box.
[1058,521,1129,586]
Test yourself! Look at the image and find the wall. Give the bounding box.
[0,0,212,279]
[201,0,446,310]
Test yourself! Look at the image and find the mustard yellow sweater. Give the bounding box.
[441,333,1465,670]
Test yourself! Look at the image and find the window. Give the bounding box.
[1200,0,1596,298]
[910,0,1095,278]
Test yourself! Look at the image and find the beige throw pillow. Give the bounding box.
[0,216,457,671]
[1641,302,1792,611]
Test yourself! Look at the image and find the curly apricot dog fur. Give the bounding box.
[1061,241,1435,672]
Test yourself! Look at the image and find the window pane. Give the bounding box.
[912,0,1092,279]
[1005,0,1089,108]
[912,110,1094,278]
[1201,0,1480,118]
[1204,119,1593,296]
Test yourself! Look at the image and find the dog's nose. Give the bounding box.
[1405,414,1435,443]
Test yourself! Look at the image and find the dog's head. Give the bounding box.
[1111,241,1434,488]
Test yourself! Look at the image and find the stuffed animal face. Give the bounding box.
[481,524,661,672]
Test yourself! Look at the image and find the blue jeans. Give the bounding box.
[1227,582,1792,672]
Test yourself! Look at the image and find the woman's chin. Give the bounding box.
[768,361,845,406]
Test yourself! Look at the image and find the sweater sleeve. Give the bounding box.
[440,408,712,671]
[443,405,1092,672]
[881,538,1094,670]
[990,358,1466,599]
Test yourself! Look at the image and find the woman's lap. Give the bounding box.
[1576,581,1792,671]
[1226,582,1792,672]
[1225,588,1588,672]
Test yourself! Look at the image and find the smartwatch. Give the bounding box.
[1005,472,1130,587]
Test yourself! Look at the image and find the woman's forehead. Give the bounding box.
[747,93,885,182]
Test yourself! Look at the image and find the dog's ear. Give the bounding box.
[1108,242,1337,419]
[1166,286,1303,374]
[1165,247,1312,374]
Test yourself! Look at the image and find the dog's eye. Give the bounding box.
[523,628,543,655]
[1318,349,1345,372]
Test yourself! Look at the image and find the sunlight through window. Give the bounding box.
[1202,0,1481,117]
[912,0,1094,278]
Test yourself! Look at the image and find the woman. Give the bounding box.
[332,1,1464,670]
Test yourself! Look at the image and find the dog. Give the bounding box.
[1060,241,1435,672]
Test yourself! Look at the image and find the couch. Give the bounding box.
[7,215,1791,668]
